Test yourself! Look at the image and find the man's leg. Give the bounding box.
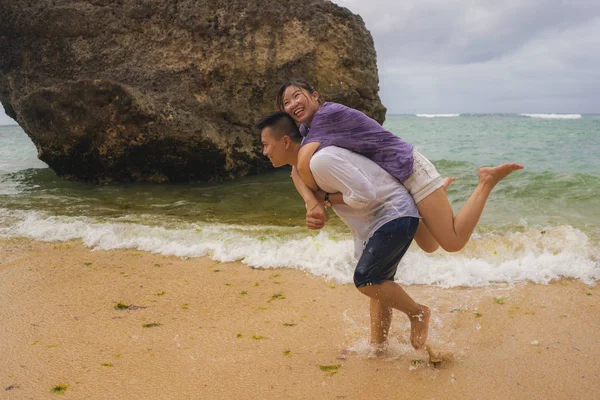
[361,282,430,349]
[354,217,429,349]
[370,297,392,346]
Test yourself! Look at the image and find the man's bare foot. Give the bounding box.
[337,347,358,360]
[408,306,430,350]
[442,177,456,191]
[479,163,524,187]
[367,342,388,358]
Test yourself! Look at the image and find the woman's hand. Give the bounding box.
[306,203,329,230]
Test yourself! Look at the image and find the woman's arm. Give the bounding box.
[297,142,322,191]
[290,166,319,210]
[290,166,329,230]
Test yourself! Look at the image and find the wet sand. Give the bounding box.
[1,238,599,399]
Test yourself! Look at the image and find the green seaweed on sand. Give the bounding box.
[268,293,285,302]
[494,297,506,305]
[473,312,483,318]
[114,302,146,311]
[236,333,243,338]
[142,323,162,328]
[50,384,68,394]
[114,302,130,310]
[319,364,342,376]
[283,323,296,327]
[283,350,291,356]
[252,335,267,340]
[101,363,113,367]
[240,291,248,295]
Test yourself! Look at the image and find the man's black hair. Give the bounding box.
[255,111,303,143]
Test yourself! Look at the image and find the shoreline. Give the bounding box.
[1,238,599,399]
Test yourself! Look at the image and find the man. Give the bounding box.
[256,111,430,351]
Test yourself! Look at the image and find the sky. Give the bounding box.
[1,0,598,124]
[333,0,600,114]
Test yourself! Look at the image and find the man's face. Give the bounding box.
[261,127,289,168]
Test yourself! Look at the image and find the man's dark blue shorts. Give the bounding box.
[354,217,420,288]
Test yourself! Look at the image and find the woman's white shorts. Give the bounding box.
[402,150,444,204]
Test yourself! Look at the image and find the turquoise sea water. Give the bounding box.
[1,114,599,287]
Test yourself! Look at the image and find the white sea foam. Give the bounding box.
[416,114,460,118]
[1,209,598,287]
[520,113,582,119]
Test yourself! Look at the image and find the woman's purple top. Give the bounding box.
[300,102,414,182]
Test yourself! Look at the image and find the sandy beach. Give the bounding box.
[1,237,599,399]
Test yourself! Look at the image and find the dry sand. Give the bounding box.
[1,238,599,399]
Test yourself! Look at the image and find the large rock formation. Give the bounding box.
[0,0,386,183]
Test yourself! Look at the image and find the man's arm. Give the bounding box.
[310,151,377,209]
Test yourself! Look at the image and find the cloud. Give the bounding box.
[333,0,600,113]
[1,1,598,116]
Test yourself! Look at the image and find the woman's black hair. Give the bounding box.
[276,79,322,111]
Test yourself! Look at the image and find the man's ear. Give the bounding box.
[283,135,291,149]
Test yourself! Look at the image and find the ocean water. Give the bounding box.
[1,113,599,287]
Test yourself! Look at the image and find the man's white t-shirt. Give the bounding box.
[309,146,421,259]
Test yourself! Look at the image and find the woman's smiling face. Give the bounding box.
[281,85,320,125]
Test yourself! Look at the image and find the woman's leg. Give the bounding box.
[411,177,457,253]
[413,221,439,253]
[418,163,523,252]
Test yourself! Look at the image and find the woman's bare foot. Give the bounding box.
[479,163,524,187]
[408,306,430,350]
[442,177,456,191]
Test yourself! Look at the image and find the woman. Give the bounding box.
[277,79,523,253]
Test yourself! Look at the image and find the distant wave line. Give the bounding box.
[415,114,460,118]
[520,113,582,120]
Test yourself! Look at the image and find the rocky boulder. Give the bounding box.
[0,0,386,183]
